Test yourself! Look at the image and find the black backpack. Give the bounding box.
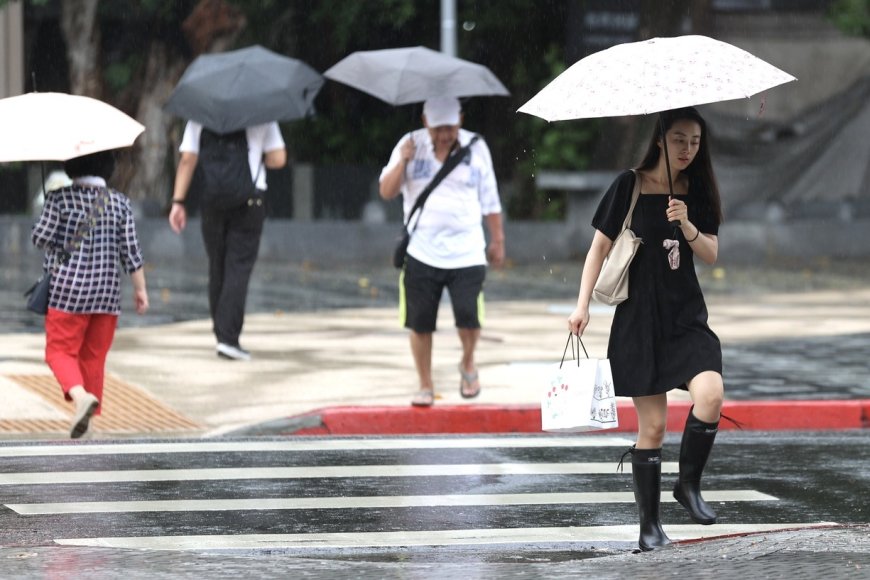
[197,128,258,210]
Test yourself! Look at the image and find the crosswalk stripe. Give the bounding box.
[0,436,637,457]
[53,522,834,551]
[6,490,776,515]
[0,462,680,485]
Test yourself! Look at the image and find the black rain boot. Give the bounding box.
[673,409,719,525]
[631,447,671,551]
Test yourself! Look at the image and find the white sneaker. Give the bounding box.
[70,393,99,439]
[216,342,251,361]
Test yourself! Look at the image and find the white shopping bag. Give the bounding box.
[541,335,619,433]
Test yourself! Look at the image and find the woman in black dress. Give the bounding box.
[568,107,724,551]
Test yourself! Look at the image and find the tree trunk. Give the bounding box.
[55,0,248,209]
[122,42,187,210]
[60,0,101,98]
[121,0,245,209]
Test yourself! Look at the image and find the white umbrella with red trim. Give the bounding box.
[0,92,144,162]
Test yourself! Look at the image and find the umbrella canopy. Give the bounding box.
[165,45,324,134]
[0,92,145,162]
[324,46,509,105]
[518,35,796,121]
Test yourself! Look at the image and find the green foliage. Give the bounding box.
[234,0,436,166]
[104,59,136,93]
[508,47,600,221]
[829,0,870,37]
[11,0,603,219]
[230,0,604,219]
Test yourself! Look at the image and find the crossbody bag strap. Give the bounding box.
[53,186,112,269]
[405,134,480,232]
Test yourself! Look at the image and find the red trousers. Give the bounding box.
[44,308,118,414]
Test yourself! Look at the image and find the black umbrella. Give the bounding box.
[165,45,324,134]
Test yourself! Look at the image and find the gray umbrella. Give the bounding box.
[165,45,324,134]
[323,46,509,105]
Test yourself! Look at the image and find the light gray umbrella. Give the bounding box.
[324,46,509,105]
[165,45,324,134]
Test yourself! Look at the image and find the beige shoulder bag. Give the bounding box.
[592,170,643,306]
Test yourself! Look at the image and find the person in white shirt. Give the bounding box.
[168,121,286,361]
[379,97,505,406]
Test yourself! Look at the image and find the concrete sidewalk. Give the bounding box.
[2,286,870,438]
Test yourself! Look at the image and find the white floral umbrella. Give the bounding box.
[518,35,796,121]
[0,92,144,162]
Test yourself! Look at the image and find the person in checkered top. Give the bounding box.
[31,150,149,439]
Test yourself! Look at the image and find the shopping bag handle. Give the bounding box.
[560,332,589,368]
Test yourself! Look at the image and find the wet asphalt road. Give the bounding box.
[3,255,870,578]
[0,431,868,578]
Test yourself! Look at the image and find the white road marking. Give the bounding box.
[0,436,636,457]
[54,522,834,551]
[0,462,679,485]
[7,490,776,515]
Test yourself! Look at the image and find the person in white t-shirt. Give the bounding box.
[379,97,505,407]
[168,121,286,361]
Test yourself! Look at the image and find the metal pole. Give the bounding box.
[440,0,457,56]
[0,1,25,98]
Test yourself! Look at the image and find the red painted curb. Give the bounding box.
[283,399,870,436]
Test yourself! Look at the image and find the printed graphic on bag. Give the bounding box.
[543,372,615,424]
[546,383,569,398]
[592,378,618,424]
[541,359,619,433]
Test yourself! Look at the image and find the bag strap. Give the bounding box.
[51,186,111,270]
[620,169,642,231]
[404,134,480,232]
[252,160,264,191]
[560,332,590,368]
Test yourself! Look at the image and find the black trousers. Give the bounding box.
[200,198,265,346]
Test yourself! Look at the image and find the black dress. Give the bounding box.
[591,170,722,398]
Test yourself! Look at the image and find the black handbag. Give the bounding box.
[392,135,480,269]
[24,273,51,315]
[392,230,412,269]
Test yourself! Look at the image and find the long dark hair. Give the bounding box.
[636,107,723,224]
